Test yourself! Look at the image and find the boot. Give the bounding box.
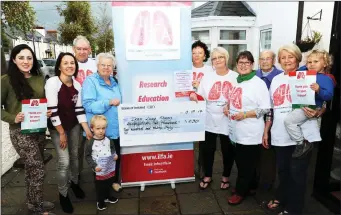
[70,181,85,199]
[59,193,73,214]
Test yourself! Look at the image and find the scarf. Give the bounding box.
[237,70,256,83]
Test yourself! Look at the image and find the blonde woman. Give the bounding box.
[190,47,237,190]
[261,44,323,215]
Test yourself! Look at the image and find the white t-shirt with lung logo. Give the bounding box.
[197,70,238,135]
[76,58,97,85]
[192,64,214,83]
[270,73,321,146]
[228,76,271,145]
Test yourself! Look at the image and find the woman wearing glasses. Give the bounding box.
[189,47,238,190]
[82,53,123,192]
[227,51,271,205]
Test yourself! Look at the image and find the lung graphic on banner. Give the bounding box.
[124,7,180,60]
[112,2,194,189]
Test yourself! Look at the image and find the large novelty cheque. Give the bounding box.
[288,70,317,107]
[118,101,206,147]
[21,99,47,134]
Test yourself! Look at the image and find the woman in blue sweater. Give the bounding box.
[82,53,123,192]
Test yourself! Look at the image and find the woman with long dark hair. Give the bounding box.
[45,52,92,213]
[1,44,55,215]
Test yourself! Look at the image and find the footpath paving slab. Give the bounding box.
[178,191,222,214]
[139,184,176,197]
[140,195,179,215]
[1,146,337,215]
[99,198,139,215]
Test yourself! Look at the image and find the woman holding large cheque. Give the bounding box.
[189,47,237,190]
[1,44,55,215]
[261,44,322,215]
[227,51,271,205]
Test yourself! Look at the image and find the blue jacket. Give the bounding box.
[256,66,283,89]
[82,73,122,139]
[298,66,334,107]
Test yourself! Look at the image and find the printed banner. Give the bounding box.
[133,75,172,103]
[174,70,194,97]
[124,7,180,60]
[288,70,316,106]
[121,149,194,183]
[113,2,193,186]
[118,101,205,146]
[21,99,47,134]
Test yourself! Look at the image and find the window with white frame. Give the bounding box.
[218,29,247,70]
[260,29,272,52]
[192,29,211,64]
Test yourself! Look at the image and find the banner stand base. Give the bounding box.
[122,176,195,191]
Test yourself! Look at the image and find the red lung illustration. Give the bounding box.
[222,81,233,100]
[208,81,222,100]
[130,11,150,46]
[86,69,93,76]
[193,72,204,81]
[273,84,287,106]
[76,69,85,85]
[286,84,292,103]
[297,72,305,79]
[153,11,173,45]
[230,87,242,109]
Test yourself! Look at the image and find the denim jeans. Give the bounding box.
[50,124,81,196]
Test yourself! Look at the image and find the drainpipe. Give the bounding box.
[296,1,305,42]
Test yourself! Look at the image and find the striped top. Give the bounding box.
[45,76,87,131]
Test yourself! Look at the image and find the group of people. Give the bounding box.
[191,40,335,214]
[2,36,122,215]
[1,34,336,215]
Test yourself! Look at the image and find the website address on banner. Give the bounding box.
[141,153,173,161]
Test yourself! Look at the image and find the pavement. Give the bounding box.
[1,140,335,215]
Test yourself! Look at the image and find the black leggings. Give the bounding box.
[201,131,235,178]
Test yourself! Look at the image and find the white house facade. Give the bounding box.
[191,1,335,70]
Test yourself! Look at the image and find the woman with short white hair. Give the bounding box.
[82,53,123,192]
[190,47,238,190]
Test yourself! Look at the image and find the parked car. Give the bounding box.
[37,60,52,81]
[43,59,56,67]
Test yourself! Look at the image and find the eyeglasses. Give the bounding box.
[212,56,225,62]
[260,57,273,62]
[237,61,252,66]
[100,64,113,68]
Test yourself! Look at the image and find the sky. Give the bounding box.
[30,1,112,30]
[31,1,206,30]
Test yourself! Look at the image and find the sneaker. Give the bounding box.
[292,141,313,158]
[105,197,119,204]
[97,202,107,211]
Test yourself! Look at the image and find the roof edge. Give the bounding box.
[241,1,256,16]
[191,1,212,13]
